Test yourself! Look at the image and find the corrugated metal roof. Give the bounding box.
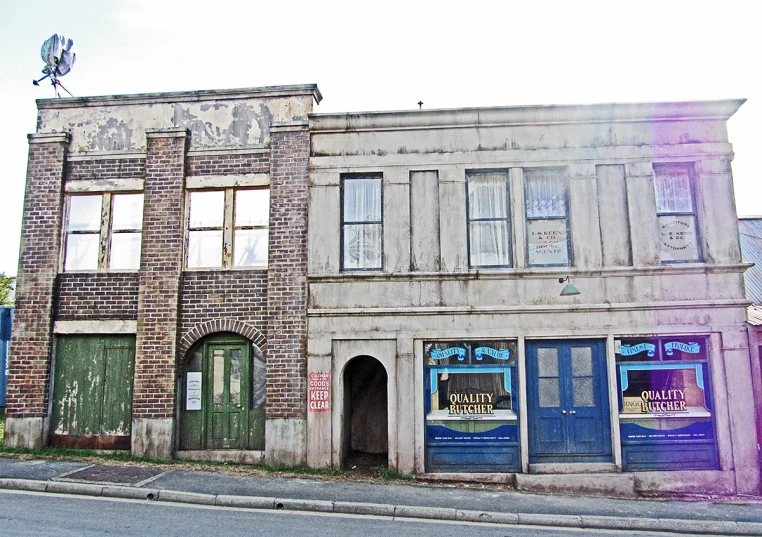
[739,218,762,306]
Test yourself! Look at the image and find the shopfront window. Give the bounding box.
[424,340,520,472]
[615,335,717,471]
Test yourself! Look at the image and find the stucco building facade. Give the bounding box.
[5,85,759,496]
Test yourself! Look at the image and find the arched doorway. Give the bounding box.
[343,356,388,471]
[178,333,265,451]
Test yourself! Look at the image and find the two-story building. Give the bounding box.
[4,85,319,465]
[4,85,759,496]
[306,100,760,496]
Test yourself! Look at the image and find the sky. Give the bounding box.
[0,0,760,276]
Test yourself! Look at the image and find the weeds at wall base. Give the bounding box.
[0,440,345,478]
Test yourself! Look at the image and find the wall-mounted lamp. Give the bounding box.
[559,276,581,296]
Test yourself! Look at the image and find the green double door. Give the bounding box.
[51,335,135,447]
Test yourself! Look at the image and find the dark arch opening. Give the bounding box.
[343,356,388,472]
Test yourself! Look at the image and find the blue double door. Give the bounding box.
[526,340,612,463]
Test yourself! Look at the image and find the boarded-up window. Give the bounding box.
[51,335,135,439]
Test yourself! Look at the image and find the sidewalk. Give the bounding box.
[1,455,761,535]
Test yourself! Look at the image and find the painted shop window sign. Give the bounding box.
[466,172,512,268]
[187,188,269,269]
[524,168,570,267]
[64,193,144,271]
[654,165,700,263]
[341,175,383,271]
[615,336,717,470]
[424,340,518,443]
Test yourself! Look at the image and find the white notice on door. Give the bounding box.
[187,372,202,410]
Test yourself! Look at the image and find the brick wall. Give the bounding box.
[187,152,269,176]
[266,129,310,419]
[56,273,139,320]
[67,158,145,181]
[132,129,188,420]
[178,270,268,349]
[6,134,69,418]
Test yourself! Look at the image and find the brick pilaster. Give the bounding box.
[266,126,310,419]
[6,132,69,419]
[132,128,188,420]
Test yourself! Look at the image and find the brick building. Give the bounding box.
[5,85,319,463]
[5,85,760,496]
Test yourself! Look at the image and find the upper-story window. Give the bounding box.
[467,171,511,268]
[654,165,700,263]
[187,188,269,269]
[341,175,382,271]
[524,168,570,266]
[64,193,144,271]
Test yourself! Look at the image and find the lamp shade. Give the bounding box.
[560,283,580,296]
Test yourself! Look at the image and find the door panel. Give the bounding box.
[527,340,612,463]
[205,342,249,449]
[51,335,135,439]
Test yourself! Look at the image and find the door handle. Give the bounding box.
[561,410,567,414]
[570,410,576,415]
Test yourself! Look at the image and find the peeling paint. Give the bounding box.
[87,116,135,151]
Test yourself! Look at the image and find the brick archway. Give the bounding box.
[177,319,266,364]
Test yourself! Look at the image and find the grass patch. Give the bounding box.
[0,440,344,478]
[375,465,414,481]
[254,462,345,477]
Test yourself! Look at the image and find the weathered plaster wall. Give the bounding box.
[305,99,759,494]
[37,86,320,152]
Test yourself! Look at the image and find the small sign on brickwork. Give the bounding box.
[308,372,330,412]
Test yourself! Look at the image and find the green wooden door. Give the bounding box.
[51,335,135,438]
[206,342,249,449]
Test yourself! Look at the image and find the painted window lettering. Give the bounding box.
[424,340,520,472]
[654,165,700,262]
[524,168,569,266]
[615,336,717,471]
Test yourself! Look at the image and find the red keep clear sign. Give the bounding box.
[308,372,330,412]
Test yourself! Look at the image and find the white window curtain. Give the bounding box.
[468,174,510,266]
[655,168,693,213]
[525,171,566,218]
[343,177,382,269]
[344,178,381,222]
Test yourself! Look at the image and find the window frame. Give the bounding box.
[466,170,513,269]
[614,334,718,470]
[653,163,701,264]
[62,191,144,272]
[523,167,571,268]
[340,174,384,272]
[185,187,270,270]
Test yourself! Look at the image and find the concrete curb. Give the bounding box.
[1,478,761,536]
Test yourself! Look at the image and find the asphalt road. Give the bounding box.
[0,489,721,537]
